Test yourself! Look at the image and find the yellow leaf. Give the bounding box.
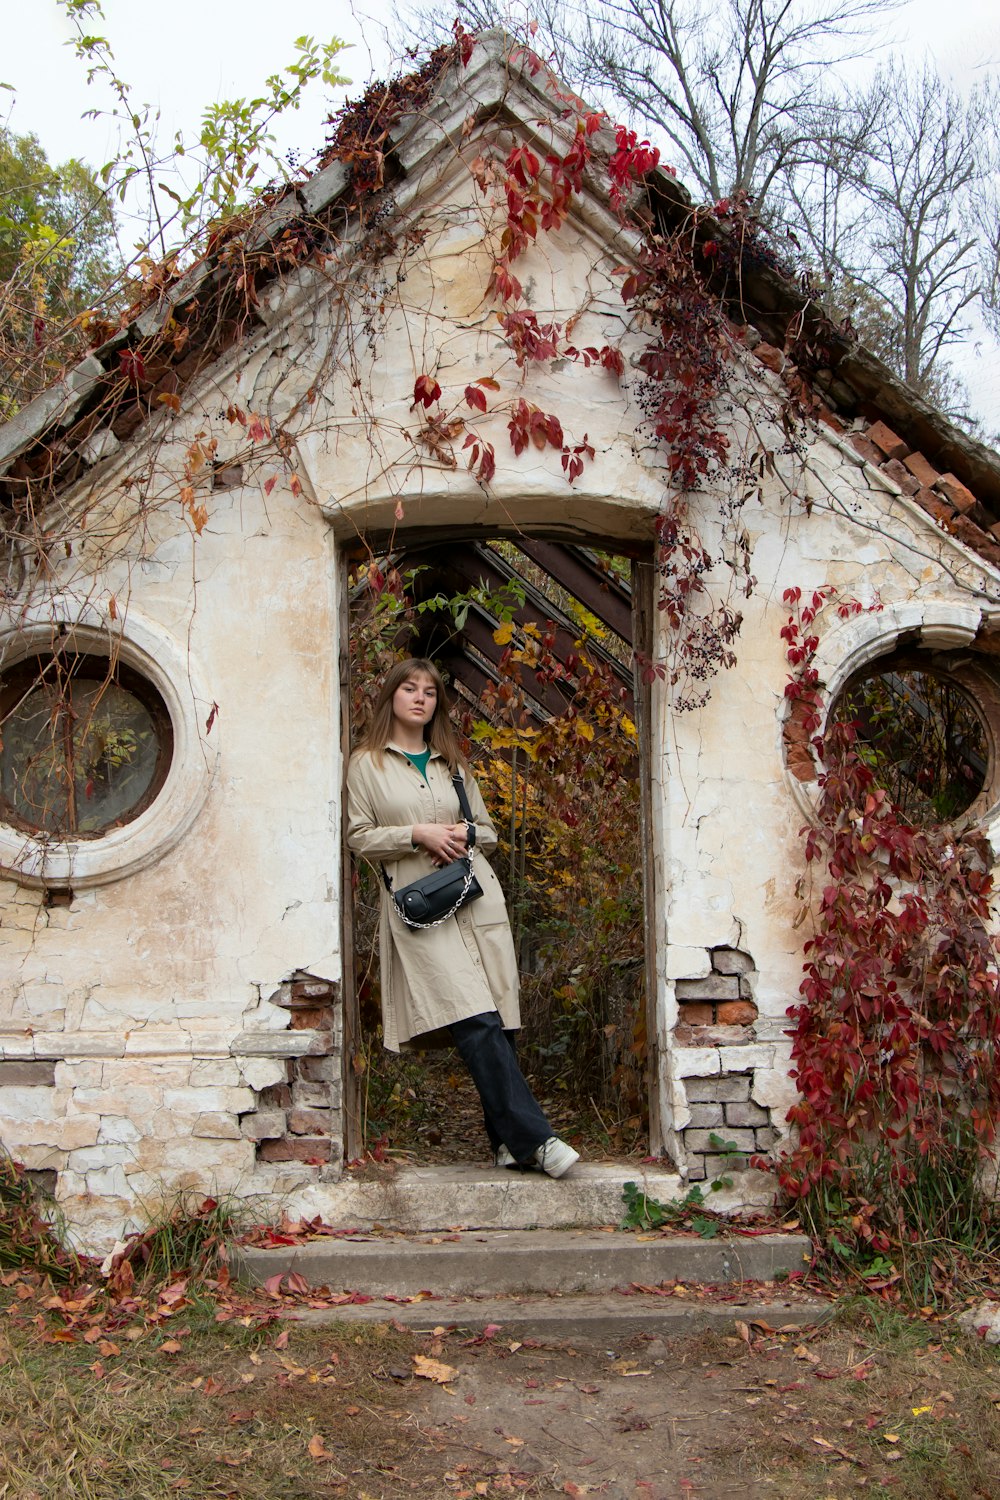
[493,621,515,646]
[911,1405,933,1416]
[884,1432,899,1443]
[412,1354,458,1384]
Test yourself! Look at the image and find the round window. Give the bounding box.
[831,657,989,825]
[0,651,173,838]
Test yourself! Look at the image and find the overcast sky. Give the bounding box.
[3,0,1000,430]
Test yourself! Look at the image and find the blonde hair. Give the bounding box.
[354,658,464,772]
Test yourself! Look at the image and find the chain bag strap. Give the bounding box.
[381,771,483,930]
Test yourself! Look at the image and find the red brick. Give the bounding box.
[881,457,920,495]
[949,515,1000,567]
[110,402,145,440]
[848,433,881,465]
[816,404,846,434]
[903,451,940,487]
[717,1001,758,1026]
[294,1056,338,1082]
[678,1003,714,1026]
[257,1137,331,1164]
[172,351,211,384]
[259,1083,293,1109]
[755,341,785,374]
[866,420,909,460]
[786,744,817,782]
[288,1107,333,1135]
[289,1006,333,1030]
[913,487,955,526]
[783,697,814,746]
[290,978,338,1002]
[936,472,977,514]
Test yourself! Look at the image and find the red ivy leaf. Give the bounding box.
[412,374,442,408]
[506,144,541,189]
[464,384,488,413]
[454,20,474,65]
[118,349,145,385]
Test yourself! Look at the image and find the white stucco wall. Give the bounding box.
[3,71,999,1247]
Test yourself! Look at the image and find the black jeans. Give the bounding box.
[448,1011,552,1163]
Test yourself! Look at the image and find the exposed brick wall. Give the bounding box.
[739,333,1000,576]
[674,947,759,1046]
[673,947,778,1180]
[683,1072,779,1182]
[832,412,1000,572]
[239,974,342,1165]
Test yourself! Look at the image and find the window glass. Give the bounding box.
[0,654,171,837]
[832,664,987,824]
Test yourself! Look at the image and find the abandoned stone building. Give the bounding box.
[3,33,1000,1249]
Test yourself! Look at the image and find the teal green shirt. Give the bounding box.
[403,748,431,782]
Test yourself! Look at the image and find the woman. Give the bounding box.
[346,657,579,1177]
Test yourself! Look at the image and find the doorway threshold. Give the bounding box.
[278,1162,777,1233]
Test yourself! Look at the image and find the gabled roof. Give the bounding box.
[2,29,1000,571]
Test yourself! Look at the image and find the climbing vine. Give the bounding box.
[348,29,759,711]
[775,588,1000,1301]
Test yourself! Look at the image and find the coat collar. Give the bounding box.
[385,741,445,762]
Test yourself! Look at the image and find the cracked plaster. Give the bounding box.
[4,66,1000,1247]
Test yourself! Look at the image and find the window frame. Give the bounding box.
[0,652,175,839]
[782,601,1000,846]
[0,606,215,888]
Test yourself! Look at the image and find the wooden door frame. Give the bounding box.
[339,535,664,1163]
[631,556,666,1155]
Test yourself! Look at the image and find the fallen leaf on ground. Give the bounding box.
[413,1354,458,1383]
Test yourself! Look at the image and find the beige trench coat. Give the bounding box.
[346,745,521,1050]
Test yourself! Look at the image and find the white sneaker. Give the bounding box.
[494,1144,517,1168]
[534,1137,580,1178]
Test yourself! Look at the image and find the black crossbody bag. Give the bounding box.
[381,772,484,930]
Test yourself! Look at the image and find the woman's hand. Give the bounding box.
[412,822,469,866]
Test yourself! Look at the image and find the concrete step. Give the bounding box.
[234,1227,813,1299]
[282,1290,830,1342]
[273,1161,778,1235]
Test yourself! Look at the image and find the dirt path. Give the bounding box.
[3,1283,998,1498]
[340,1315,999,1499]
[383,1327,772,1497]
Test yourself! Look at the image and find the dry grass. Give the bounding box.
[721,1301,1000,1499]
[0,1311,424,1499]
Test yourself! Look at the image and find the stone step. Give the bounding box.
[281,1290,830,1342]
[234,1226,813,1299]
[269,1161,778,1236]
